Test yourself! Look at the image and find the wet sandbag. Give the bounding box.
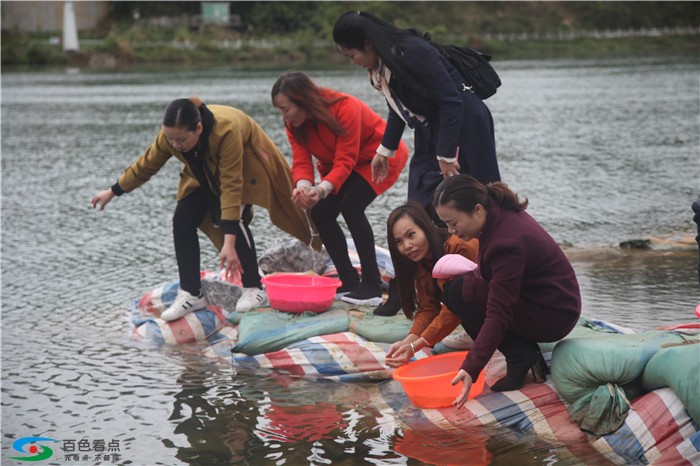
[232,307,350,356]
[348,311,412,343]
[132,309,235,346]
[551,330,687,435]
[539,317,635,353]
[641,339,700,425]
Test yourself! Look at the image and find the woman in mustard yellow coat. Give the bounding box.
[91,98,317,320]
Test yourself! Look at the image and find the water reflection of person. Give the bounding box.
[383,201,478,368]
[272,71,408,305]
[169,365,251,464]
[434,175,582,406]
[91,97,317,320]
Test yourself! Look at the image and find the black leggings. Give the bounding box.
[310,172,380,287]
[173,188,261,294]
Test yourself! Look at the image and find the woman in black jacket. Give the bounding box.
[333,11,501,315]
[333,11,501,209]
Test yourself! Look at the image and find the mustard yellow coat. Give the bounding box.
[117,105,319,250]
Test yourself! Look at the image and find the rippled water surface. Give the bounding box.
[2,56,698,465]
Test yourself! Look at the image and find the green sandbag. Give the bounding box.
[551,330,687,435]
[232,307,350,355]
[539,317,624,353]
[349,312,412,343]
[641,341,700,425]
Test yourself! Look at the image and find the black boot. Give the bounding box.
[490,339,547,392]
[373,279,401,316]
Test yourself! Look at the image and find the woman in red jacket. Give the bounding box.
[272,72,408,304]
[434,175,581,407]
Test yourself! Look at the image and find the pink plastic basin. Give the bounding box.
[261,274,342,313]
[392,351,485,409]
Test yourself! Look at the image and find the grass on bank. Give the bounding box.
[2,25,699,68]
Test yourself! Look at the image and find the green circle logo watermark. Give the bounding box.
[9,437,58,462]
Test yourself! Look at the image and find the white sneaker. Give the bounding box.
[161,289,208,321]
[442,331,474,350]
[236,287,269,312]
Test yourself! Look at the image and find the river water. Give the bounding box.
[2,56,698,465]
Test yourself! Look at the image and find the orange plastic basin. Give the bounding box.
[392,351,485,408]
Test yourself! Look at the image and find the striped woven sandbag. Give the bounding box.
[226,332,431,382]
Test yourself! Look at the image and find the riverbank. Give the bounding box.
[2,28,698,69]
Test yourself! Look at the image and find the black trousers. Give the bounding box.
[173,188,261,294]
[310,172,380,287]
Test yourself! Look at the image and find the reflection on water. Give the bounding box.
[2,56,699,465]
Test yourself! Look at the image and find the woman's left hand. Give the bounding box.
[220,234,243,283]
[451,369,474,409]
[438,159,461,179]
[304,187,322,208]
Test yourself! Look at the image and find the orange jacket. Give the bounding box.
[286,88,408,195]
[410,235,479,346]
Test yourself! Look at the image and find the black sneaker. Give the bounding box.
[373,279,401,316]
[335,280,359,299]
[341,283,383,306]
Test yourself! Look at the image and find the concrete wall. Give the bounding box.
[1,1,110,32]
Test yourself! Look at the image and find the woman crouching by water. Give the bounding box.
[384,201,479,367]
[434,175,581,408]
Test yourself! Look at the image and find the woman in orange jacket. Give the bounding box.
[272,71,408,305]
[384,201,479,367]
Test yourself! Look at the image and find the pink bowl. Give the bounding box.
[261,274,342,313]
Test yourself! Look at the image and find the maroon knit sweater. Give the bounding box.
[460,201,582,378]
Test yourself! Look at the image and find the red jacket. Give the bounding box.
[286,89,408,195]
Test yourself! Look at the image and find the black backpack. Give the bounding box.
[425,34,502,100]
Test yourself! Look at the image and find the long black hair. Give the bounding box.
[386,201,450,320]
[332,11,428,94]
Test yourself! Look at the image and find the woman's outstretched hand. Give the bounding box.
[371,154,389,183]
[451,369,473,409]
[220,234,243,283]
[91,189,115,211]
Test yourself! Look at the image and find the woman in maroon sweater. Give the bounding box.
[434,175,581,408]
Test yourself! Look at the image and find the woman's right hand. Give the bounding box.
[91,189,115,211]
[451,369,474,409]
[385,340,404,359]
[220,234,243,283]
